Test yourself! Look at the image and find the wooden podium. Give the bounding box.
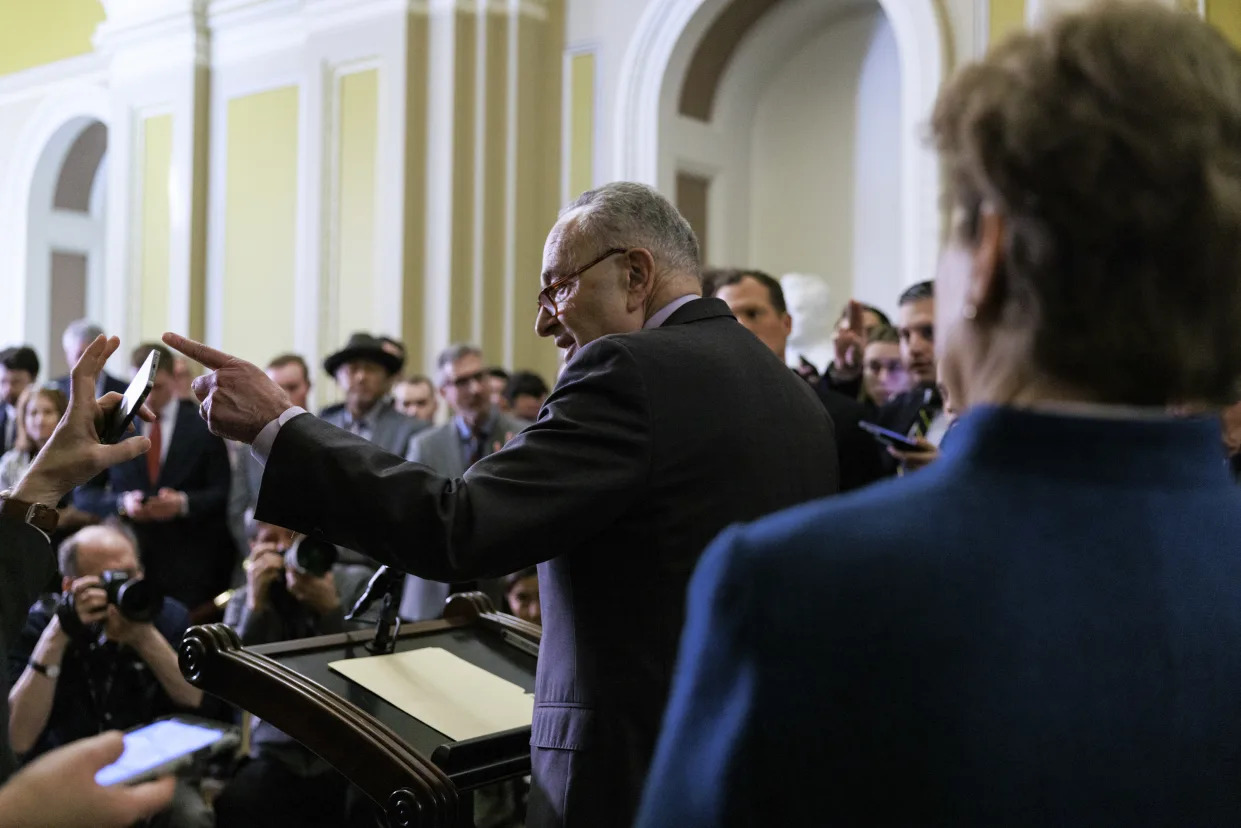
[177,592,539,828]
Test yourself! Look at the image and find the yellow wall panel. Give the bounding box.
[140,115,172,342]
[1207,0,1241,49]
[223,87,299,365]
[569,52,595,198]
[989,0,1026,46]
[0,0,105,77]
[335,69,379,346]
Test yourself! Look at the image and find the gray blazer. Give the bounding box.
[405,411,531,478]
[319,400,428,458]
[399,411,531,619]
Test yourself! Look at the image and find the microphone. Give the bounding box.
[346,565,404,621]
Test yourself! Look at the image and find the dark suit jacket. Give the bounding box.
[0,521,56,782]
[75,400,234,609]
[256,298,839,827]
[51,371,127,400]
[638,406,1241,827]
[811,381,883,491]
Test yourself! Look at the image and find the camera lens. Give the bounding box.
[285,537,337,577]
[114,577,163,623]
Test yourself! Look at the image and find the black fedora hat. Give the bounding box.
[323,332,405,377]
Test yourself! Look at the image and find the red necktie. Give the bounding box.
[147,418,162,485]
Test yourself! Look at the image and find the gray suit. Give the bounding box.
[399,411,530,619]
[319,400,428,458]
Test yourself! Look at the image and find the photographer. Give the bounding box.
[0,333,175,825]
[215,520,374,828]
[6,524,209,826]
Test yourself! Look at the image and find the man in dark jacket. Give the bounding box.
[166,181,839,828]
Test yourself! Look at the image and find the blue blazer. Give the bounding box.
[639,406,1241,826]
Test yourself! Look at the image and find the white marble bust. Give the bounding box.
[780,272,836,372]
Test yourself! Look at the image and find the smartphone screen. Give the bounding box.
[104,349,158,444]
[95,719,228,786]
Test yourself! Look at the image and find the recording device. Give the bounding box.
[102,349,159,444]
[95,715,238,786]
[283,536,338,577]
[346,565,403,621]
[99,570,164,623]
[858,420,924,452]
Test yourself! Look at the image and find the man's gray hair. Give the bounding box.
[560,182,701,277]
[436,343,483,384]
[62,319,103,346]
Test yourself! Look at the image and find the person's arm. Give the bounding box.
[0,732,174,827]
[122,620,203,710]
[635,525,760,828]
[255,337,652,582]
[8,615,70,755]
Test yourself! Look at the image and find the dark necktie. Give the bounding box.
[468,429,488,468]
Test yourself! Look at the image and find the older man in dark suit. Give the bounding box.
[50,320,128,401]
[165,181,839,828]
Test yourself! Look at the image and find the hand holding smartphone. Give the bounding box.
[102,350,159,444]
[858,420,924,452]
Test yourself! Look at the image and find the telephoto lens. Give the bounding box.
[284,537,338,577]
[99,570,164,623]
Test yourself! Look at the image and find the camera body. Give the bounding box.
[99,570,164,623]
[283,537,337,578]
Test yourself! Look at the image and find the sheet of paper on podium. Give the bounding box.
[328,647,534,741]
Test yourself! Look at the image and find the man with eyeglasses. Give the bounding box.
[163,181,839,828]
[397,343,531,621]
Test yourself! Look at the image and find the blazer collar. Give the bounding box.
[661,297,734,328]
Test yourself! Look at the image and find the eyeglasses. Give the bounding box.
[443,369,488,391]
[536,248,629,317]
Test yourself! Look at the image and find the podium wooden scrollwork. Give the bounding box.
[178,592,539,828]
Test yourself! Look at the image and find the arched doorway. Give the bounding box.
[615,0,943,310]
[30,118,108,378]
[0,87,111,375]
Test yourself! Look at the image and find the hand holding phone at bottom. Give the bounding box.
[890,436,939,474]
[0,731,175,827]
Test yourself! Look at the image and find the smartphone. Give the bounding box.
[103,349,159,444]
[95,715,238,786]
[858,420,924,452]
[847,300,865,334]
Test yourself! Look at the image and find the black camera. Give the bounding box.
[100,570,164,623]
[283,537,337,577]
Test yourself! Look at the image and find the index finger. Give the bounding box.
[71,335,118,405]
[162,333,230,371]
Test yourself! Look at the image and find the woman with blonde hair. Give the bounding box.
[0,385,98,535]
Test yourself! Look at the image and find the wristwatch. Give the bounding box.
[0,490,59,534]
[27,659,60,679]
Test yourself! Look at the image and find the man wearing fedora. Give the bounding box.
[319,333,428,457]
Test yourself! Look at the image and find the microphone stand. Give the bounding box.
[346,565,405,656]
[366,589,401,656]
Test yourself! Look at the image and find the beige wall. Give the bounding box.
[333,68,380,351]
[221,86,299,366]
[0,0,104,78]
[140,114,173,343]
